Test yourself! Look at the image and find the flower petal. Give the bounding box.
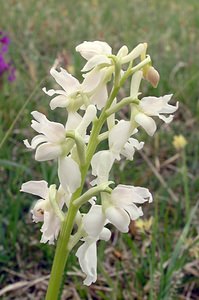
[23,139,32,148]
[40,210,61,245]
[35,143,62,161]
[82,54,111,72]
[65,111,82,131]
[31,199,46,222]
[24,135,48,150]
[90,83,108,110]
[76,41,112,60]
[158,114,174,123]
[105,206,130,233]
[111,185,135,206]
[139,95,178,116]
[50,95,69,110]
[112,185,151,205]
[50,68,80,94]
[91,150,114,184]
[123,203,143,220]
[76,237,97,286]
[116,45,128,58]
[121,138,144,160]
[135,113,157,136]
[109,120,132,159]
[83,205,106,237]
[42,87,67,97]
[132,186,153,203]
[99,227,111,241]
[20,180,48,199]
[82,68,104,93]
[58,157,81,193]
[121,43,147,64]
[31,111,66,143]
[76,105,96,136]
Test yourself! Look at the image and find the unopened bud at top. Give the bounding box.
[145,66,160,88]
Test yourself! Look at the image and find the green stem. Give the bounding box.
[106,97,139,117]
[68,224,84,251]
[45,202,78,300]
[98,131,109,142]
[73,182,112,208]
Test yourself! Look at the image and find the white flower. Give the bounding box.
[108,120,144,160]
[24,111,66,161]
[76,41,112,60]
[129,71,178,136]
[76,41,147,72]
[81,68,109,109]
[82,204,106,237]
[65,111,83,131]
[76,204,111,285]
[75,183,151,285]
[20,181,64,244]
[108,120,133,160]
[132,94,179,136]
[76,229,110,286]
[43,67,108,110]
[58,156,81,194]
[103,185,153,233]
[21,155,81,243]
[24,104,96,162]
[91,124,144,186]
[76,42,147,110]
[64,104,96,146]
[76,236,98,285]
[77,183,152,236]
[121,136,144,160]
[76,104,96,137]
[43,68,82,110]
[91,150,114,186]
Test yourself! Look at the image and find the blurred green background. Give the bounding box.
[0,0,199,299]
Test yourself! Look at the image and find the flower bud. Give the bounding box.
[145,66,160,88]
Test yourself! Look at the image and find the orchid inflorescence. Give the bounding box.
[21,41,178,292]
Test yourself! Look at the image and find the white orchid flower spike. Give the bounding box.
[21,41,178,292]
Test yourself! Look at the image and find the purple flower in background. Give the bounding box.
[0,31,10,53]
[0,31,16,82]
[0,55,8,74]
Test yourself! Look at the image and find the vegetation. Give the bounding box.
[0,0,198,299]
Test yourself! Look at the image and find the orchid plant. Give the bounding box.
[21,41,178,299]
